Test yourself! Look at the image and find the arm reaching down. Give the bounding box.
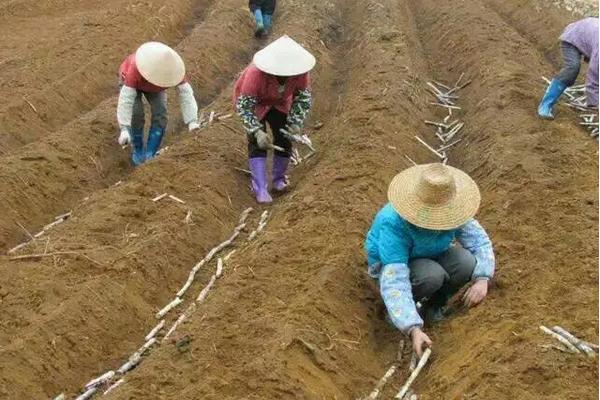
[456,219,495,280]
[380,263,424,334]
[117,85,138,132]
[236,94,263,135]
[286,89,312,128]
[177,82,200,131]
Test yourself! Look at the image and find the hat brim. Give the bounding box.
[253,37,316,76]
[135,42,185,88]
[387,164,481,230]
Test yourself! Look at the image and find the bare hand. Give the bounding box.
[463,279,488,308]
[410,327,432,358]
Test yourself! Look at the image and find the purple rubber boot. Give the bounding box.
[272,155,290,192]
[248,157,272,204]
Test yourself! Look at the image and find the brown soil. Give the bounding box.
[0,0,597,399]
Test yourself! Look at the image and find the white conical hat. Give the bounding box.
[135,42,185,88]
[253,35,316,76]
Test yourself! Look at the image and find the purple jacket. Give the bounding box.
[560,17,599,106]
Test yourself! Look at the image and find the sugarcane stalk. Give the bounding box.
[394,348,432,399]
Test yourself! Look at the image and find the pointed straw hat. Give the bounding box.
[253,35,316,76]
[135,42,185,88]
[388,163,481,230]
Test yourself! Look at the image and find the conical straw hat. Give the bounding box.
[387,163,481,230]
[253,35,316,76]
[135,42,185,88]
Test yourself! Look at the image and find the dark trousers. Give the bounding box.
[556,41,582,86]
[249,0,276,13]
[248,109,291,158]
[409,246,476,308]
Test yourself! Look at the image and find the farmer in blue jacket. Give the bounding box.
[365,163,495,358]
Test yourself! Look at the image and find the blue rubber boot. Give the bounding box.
[131,128,146,166]
[145,126,165,161]
[263,14,272,33]
[253,9,265,37]
[538,79,567,119]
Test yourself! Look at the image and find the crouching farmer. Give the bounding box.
[365,163,496,357]
[117,42,200,165]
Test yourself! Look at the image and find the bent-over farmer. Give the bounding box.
[539,17,599,119]
[233,35,315,204]
[117,42,200,166]
[365,163,495,358]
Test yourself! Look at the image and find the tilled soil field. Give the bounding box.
[0,0,597,399]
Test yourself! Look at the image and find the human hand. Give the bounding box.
[188,121,201,133]
[286,124,302,135]
[463,279,489,307]
[410,327,432,358]
[255,129,272,150]
[118,129,131,146]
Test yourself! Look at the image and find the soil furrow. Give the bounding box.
[0,0,257,253]
[0,0,202,153]
[404,0,598,398]
[482,0,590,68]
[104,0,439,398]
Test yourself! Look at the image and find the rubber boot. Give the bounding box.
[424,306,445,324]
[131,128,146,166]
[145,126,165,161]
[272,155,290,192]
[538,79,567,119]
[253,9,265,38]
[263,14,272,34]
[248,157,272,204]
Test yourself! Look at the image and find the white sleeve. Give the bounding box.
[117,86,138,130]
[177,82,199,126]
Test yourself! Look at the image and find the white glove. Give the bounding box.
[286,124,302,135]
[188,121,201,132]
[255,129,272,150]
[118,129,131,146]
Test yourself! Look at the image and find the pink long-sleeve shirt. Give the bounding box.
[233,64,310,120]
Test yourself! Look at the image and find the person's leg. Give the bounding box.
[434,246,476,302]
[267,109,292,191]
[130,91,146,166]
[556,41,582,87]
[250,2,265,37]
[409,258,449,302]
[409,258,449,323]
[247,121,272,203]
[144,91,168,160]
[539,41,581,119]
[262,0,275,32]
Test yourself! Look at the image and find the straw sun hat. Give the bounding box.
[388,163,481,230]
[135,42,185,88]
[253,35,316,76]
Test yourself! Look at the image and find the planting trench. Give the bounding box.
[0,0,195,153]
[0,0,597,399]
[0,0,259,252]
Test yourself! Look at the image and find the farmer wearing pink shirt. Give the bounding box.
[117,42,200,166]
[234,36,315,203]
